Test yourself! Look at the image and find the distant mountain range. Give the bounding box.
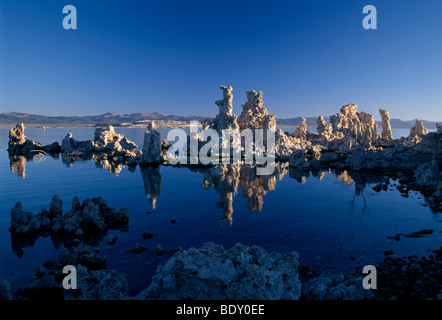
[0,112,439,129]
[0,112,210,127]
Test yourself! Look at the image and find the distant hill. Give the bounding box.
[0,112,212,127]
[0,112,438,129]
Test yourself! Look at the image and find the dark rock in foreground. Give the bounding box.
[9,195,129,257]
[14,246,129,300]
[302,269,374,300]
[136,242,301,300]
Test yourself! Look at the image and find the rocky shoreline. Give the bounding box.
[1,240,440,300]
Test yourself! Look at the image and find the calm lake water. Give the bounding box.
[0,127,441,296]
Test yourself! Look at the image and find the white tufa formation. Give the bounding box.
[379,109,394,140]
[141,121,162,165]
[238,90,276,131]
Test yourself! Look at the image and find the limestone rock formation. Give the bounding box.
[140,121,162,165]
[275,129,298,157]
[136,242,301,300]
[329,104,379,147]
[93,125,137,153]
[8,122,61,155]
[408,119,428,142]
[379,109,394,140]
[291,117,308,139]
[237,90,276,130]
[317,116,333,137]
[61,133,94,154]
[208,85,239,132]
[61,126,137,157]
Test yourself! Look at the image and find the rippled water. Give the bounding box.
[0,127,441,295]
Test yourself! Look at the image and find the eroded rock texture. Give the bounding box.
[141,121,162,165]
[238,90,276,131]
[8,122,60,155]
[379,109,394,140]
[61,125,137,157]
[137,242,301,300]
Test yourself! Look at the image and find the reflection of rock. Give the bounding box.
[191,163,288,222]
[239,165,278,211]
[9,196,129,257]
[140,166,162,209]
[200,165,240,224]
[141,121,162,165]
[9,155,28,178]
[137,242,301,300]
[8,122,61,156]
[94,155,124,175]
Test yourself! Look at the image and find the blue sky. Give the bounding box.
[1,0,441,121]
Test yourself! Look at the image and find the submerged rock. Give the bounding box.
[129,243,147,254]
[9,195,129,256]
[137,242,301,300]
[15,245,129,300]
[303,269,374,300]
[0,280,12,300]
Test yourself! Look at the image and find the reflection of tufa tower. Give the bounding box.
[201,164,240,225]
[140,166,162,209]
[9,155,27,179]
[196,163,288,223]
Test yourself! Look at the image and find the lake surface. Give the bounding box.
[1,127,441,296]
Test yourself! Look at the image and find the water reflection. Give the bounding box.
[8,153,420,225]
[9,154,56,179]
[61,153,128,175]
[140,166,162,209]
[7,155,430,257]
[180,163,288,224]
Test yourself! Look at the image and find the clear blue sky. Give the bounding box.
[1,0,441,121]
